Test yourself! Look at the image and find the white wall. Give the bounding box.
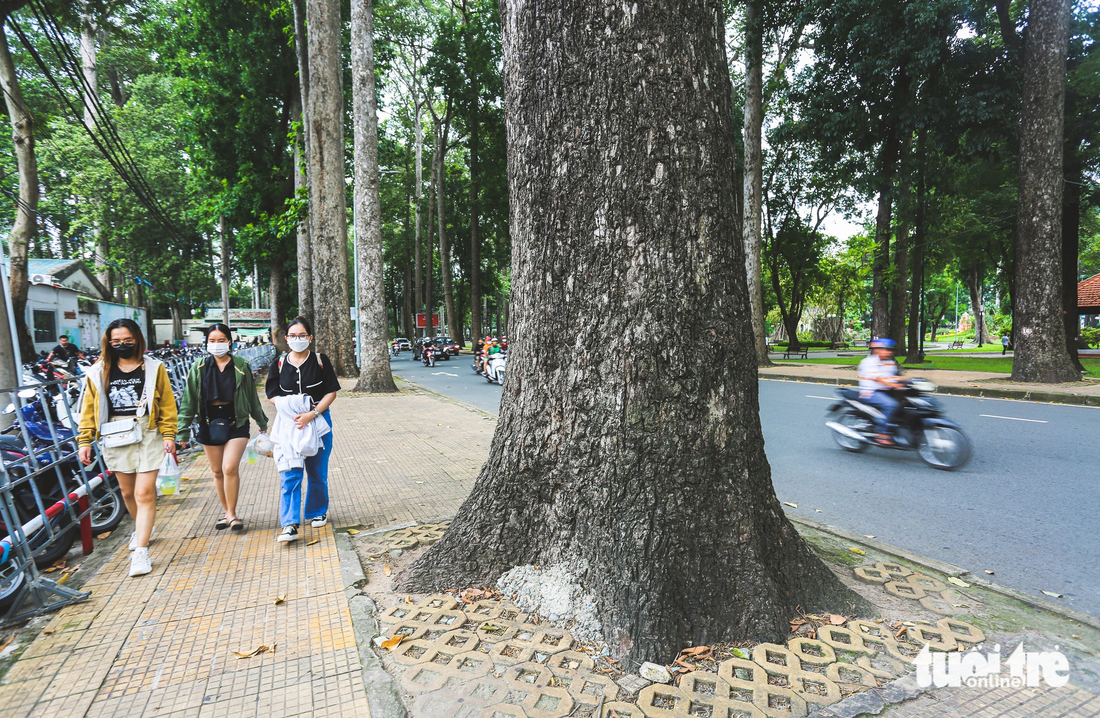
[25,285,80,355]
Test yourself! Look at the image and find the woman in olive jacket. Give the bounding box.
[177,324,269,532]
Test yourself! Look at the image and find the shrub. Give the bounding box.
[1083,327,1100,349]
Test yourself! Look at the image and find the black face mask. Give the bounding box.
[111,343,137,359]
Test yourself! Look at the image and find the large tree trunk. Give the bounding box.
[270,248,289,352]
[423,140,435,337]
[890,219,908,353]
[0,23,38,358]
[80,9,112,299]
[219,217,232,325]
[350,0,396,393]
[742,0,770,367]
[906,139,926,363]
[402,0,864,665]
[871,128,899,340]
[403,261,415,341]
[1011,0,1078,383]
[1062,134,1083,370]
[467,38,482,347]
[289,82,312,321]
[413,99,424,334]
[966,264,992,346]
[433,113,459,343]
[305,0,356,374]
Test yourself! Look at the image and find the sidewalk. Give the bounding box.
[0,385,490,718]
[2,383,1098,718]
[761,362,1100,406]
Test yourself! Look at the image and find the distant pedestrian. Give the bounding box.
[176,324,270,533]
[265,317,340,544]
[77,318,178,578]
[1002,334,1010,355]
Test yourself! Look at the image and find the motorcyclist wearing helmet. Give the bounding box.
[858,338,904,446]
[482,337,500,374]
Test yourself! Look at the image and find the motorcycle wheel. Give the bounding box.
[831,412,871,453]
[0,562,25,611]
[31,519,77,568]
[917,426,971,471]
[87,479,125,533]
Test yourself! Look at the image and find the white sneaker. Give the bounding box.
[276,525,299,543]
[128,527,155,551]
[129,548,152,577]
[310,514,328,528]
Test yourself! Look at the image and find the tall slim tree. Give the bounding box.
[0,10,37,357]
[1011,0,1079,383]
[742,0,769,365]
[291,0,313,321]
[351,0,396,392]
[402,0,863,664]
[305,0,356,373]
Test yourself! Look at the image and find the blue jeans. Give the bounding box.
[861,391,899,434]
[279,411,332,527]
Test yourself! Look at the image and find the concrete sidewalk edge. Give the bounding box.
[761,372,1100,407]
[788,514,1100,633]
[808,673,929,718]
[336,532,409,718]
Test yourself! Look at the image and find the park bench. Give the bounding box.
[782,346,809,359]
[948,340,965,349]
[852,340,869,349]
[829,341,848,349]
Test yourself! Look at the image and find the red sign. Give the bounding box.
[416,313,440,328]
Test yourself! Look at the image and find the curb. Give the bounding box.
[787,514,1100,633]
[334,533,409,718]
[392,375,500,418]
[808,673,930,718]
[760,373,1100,407]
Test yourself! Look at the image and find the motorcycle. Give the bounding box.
[422,345,437,368]
[825,378,971,470]
[472,349,485,375]
[485,352,507,385]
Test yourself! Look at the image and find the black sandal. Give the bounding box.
[230,519,244,532]
[215,517,230,530]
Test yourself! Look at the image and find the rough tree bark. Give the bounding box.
[219,217,231,325]
[1011,0,1078,383]
[466,4,482,347]
[291,0,313,321]
[351,0,397,392]
[80,8,112,298]
[742,0,770,366]
[169,303,184,343]
[401,0,865,665]
[0,19,38,358]
[906,136,926,363]
[305,0,356,374]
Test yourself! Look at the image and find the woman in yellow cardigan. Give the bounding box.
[78,318,177,577]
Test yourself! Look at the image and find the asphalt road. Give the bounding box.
[389,352,1100,618]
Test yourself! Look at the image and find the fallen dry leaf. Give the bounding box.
[380,634,408,650]
[895,626,908,639]
[347,529,359,535]
[383,565,392,577]
[274,595,286,605]
[782,502,798,508]
[405,595,413,604]
[0,634,14,651]
[680,646,710,656]
[181,477,191,482]
[673,657,696,671]
[1041,590,1064,598]
[306,539,319,546]
[947,577,971,588]
[41,629,54,636]
[829,614,846,625]
[96,532,111,540]
[849,547,866,556]
[234,644,274,659]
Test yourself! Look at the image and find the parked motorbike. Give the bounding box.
[825,378,971,470]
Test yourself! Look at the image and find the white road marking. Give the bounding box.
[432,372,458,377]
[806,395,836,400]
[979,414,1048,423]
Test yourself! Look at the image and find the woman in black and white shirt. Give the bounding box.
[265,317,340,542]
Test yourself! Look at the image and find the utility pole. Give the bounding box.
[954,281,959,343]
[0,236,22,394]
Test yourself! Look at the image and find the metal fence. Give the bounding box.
[236,344,277,374]
[0,376,116,624]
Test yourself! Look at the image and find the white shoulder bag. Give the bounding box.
[100,400,148,448]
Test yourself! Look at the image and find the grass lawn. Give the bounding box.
[776,355,1100,379]
[925,343,1006,353]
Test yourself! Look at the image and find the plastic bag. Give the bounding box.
[157,453,180,495]
[246,432,273,461]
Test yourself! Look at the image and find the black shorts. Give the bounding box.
[197,403,250,445]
